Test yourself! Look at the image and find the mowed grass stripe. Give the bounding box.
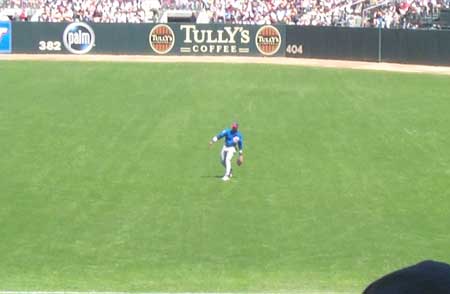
[0,61,449,292]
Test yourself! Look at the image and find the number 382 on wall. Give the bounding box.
[39,41,62,51]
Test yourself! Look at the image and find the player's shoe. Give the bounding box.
[229,169,233,178]
[222,175,230,181]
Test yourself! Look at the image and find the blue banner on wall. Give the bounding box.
[0,21,12,53]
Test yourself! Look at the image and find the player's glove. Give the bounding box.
[237,155,244,166]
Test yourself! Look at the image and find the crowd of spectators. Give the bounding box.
[364,0,450,28]
[193,0,364,26]
[36,0,159,22]
[1,0,449,28]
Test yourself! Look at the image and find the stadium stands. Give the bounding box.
[0,0,449,28]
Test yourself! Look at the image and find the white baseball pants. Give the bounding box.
[221,146,236,177]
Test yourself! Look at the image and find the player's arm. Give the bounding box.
[237,136,243,153]
[237,135,244,165]
[209,130,227,146]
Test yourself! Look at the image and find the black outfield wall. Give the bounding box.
[8,21,450,65]
[381,29,450,65]
[11,22,285,56]
[286,26,450,66]
[286,26,379,62]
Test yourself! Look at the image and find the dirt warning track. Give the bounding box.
[2,54,450,76]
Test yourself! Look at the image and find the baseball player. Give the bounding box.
[209,122,244,181]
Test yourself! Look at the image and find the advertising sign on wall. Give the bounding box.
[0,21,12,53]
[12,22,96,54]
[148,24,285,56]
[12,22,285,57]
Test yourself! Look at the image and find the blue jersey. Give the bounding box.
[217,129,243,151]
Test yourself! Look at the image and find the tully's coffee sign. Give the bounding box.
[148,24,284,56]
[178,24,251,54]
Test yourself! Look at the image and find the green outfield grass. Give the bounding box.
[0,61,449,293]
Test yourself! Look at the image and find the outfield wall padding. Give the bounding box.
[285,26,380,62]
[286,26,450,66]
[380,29,450,65]
[6,22,450,65]
[11,22,285,57]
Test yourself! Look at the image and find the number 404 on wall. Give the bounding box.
[286,44,303,55]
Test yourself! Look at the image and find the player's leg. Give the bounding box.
[223,148,235,179]
[221,146,230,181]
[220,146,226,167]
